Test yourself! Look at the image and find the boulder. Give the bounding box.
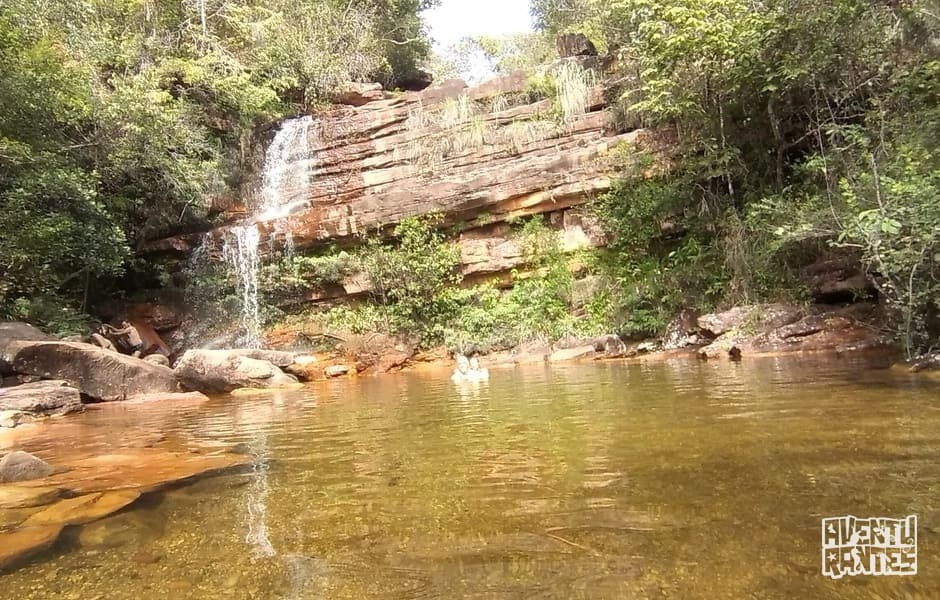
[697,304,803,337]
[223,349,296,368]
[549,345,597,362]
[0,451,55,483]
[143,353,170,367]
[175,349,299,394]
[285,356,320,381]
[0,323,53,375]
[0,380,82,418]
[324,365,351,378]
[511,341,552,364]
[2,341,179,402]
[698,304,887,358]
[557,32,598,58]
[335,82,385,106]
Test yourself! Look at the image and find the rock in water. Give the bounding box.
[2,341,179,402]
[323,365,351,378]
[0,525,63,571]
[175,349,299,394]
[0,380,82,418]
[0,451,55,483]
[22,490,141,527]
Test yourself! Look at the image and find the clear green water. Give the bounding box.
[2,355,939,599]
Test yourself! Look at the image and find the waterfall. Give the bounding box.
[221,115,316,347]
[223,225,262,348]
[258,115,314,220]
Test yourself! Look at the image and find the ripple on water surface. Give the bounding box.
[1,355,938,599]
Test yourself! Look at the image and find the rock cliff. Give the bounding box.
[146,69,668,289]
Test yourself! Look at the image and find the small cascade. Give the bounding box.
[258,115,315,220]
[223,224,262,348]
[221,115,316,347]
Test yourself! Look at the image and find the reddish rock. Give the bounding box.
[144,72,671,293]
[335,82,386,106]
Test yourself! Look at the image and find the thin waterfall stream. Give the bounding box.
[219,116,317,560]
[221,115,316,349]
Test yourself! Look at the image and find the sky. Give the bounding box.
[423,0,533,51]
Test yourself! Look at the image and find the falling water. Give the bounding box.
[218,117,317,559]
[222,224,262,348]
[222,116,316,348]
[259,115,314,219]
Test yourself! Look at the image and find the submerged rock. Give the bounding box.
[0,485,62,509]
[175,349,299,393]
[17,447,252,495]
[124,391,210,404]
[23,490,140,527]
[2,341,179,402]
[0,524,63,571]
[0,451,55,483]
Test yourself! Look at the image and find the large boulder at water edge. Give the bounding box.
[174,349,299,394]
[0,380,82,423]
[697,303,888,359]
[0,323,54,375]
[1,341,179,402]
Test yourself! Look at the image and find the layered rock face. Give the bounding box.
[147,69,666,287]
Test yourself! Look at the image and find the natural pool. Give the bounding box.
[1,355,938,599]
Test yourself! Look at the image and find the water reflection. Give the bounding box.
[1,354,938,599]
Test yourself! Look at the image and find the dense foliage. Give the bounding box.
[529,0,940,354]
[0,0,435,329]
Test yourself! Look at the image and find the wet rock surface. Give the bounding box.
[0,524,63,570]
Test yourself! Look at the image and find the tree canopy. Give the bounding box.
[0,0,436,325]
